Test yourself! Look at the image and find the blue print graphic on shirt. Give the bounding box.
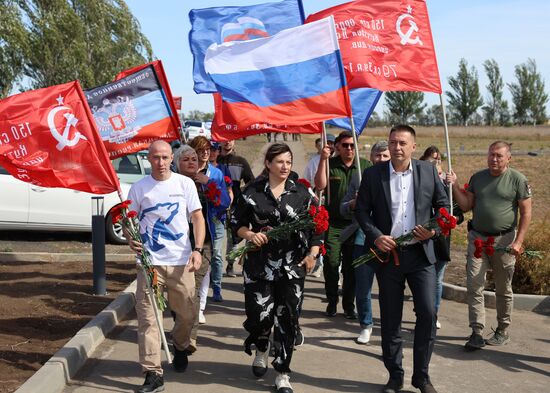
[139,202,183,252]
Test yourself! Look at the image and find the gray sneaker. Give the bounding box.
[464,331,486,350]
[486,329,510,346]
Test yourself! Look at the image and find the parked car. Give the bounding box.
[0,152,150,245]
[183,120,211,140]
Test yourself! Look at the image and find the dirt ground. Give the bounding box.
[0,231,134,393]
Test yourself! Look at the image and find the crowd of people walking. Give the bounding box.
[124,126,531,393]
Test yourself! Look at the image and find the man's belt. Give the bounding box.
[472,227,514,237]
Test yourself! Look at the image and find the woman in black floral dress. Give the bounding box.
[232,143,322,393]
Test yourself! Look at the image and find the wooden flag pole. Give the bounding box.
[439,94,453,214]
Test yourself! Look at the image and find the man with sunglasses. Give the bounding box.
[315,131,371,319]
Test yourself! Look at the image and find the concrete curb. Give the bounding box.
[442,282,550,315]
[0,252,134,263]
[15,280,137,393]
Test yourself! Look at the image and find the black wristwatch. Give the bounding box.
[193,247,204,255]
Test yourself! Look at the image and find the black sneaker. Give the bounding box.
[173,348,189,372]
[226,264,237,277]
[464,331,486,351]
[344,310,358,320]
[326,302,337,317]
[137,371,164,393]
[382,377,403,393]
[294,328,304,348]
[486,328,510,346]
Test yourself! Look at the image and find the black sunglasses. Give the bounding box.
[341,143,355,149]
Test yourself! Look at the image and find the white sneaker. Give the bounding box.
[436,320,441,329]
[275,372,293,392]
[199,310,206,324]
[356,327,372,344]
[252,341,270,377]
[310,265,322,278]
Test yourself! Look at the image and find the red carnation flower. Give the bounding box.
[297,178,312,189]
[319,243,327,256]
[224,176,232,185]
[485,246,495,256]
[127,210,138,218]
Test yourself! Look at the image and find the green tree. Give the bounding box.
[508,58,548,125]
[0,0,28,98]
[446,58,483,126]
[482,59,508,126]
[421,104,443,126]
[17,0,152,89]
[384,91,426,124]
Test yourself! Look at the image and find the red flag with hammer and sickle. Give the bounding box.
[0,81,121,194]
[306,0,442,93]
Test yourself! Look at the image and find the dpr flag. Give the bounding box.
[326,88,382,135]
[306,0,442,93]
[211,94,321,141]
[189,0,305,94]
[0,81,120,194]
[86,65,178,159]
[204,17,352,127]
[115,60,182,133]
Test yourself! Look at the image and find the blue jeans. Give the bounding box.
[434,259,447,314]
[354,245,375,328]
[210,219,226,291]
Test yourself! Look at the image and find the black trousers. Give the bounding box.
[376,244,436,387]
[243,274,304,373]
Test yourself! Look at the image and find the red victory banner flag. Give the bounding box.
[0,81,121,194]
[306,0,442,94]
[211,93,322,141]
[86,63,180,159]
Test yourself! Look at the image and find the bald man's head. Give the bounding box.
[147,140,173,180]
[148,140,172,154]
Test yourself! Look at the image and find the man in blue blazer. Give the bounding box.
[355,125,449,393]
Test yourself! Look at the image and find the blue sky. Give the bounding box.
[126,0,550,115]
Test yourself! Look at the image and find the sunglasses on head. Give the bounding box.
[341,143,355,149]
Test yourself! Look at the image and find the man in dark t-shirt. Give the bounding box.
[218,140,254,276]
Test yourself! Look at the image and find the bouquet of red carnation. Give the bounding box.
[112,200,167,311]
[204,181,221,207]
[474,236,543,260]
[297,178,312,189]
[227,205,329,261]
[352,207,457,268]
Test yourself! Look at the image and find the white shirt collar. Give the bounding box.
[389,160,413,175]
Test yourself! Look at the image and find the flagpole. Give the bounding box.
[439,94,453,214]
[322,122,330,205]
[350,116,362,183]
[119,195,173,363]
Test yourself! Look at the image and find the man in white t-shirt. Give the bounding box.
[302,134,336,185]
[126,140,205,393]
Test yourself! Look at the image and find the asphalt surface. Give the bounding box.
[60,272,550,393]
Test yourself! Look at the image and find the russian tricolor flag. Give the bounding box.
[204,17,352,127]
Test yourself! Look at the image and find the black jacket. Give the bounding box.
[354,159,450,264]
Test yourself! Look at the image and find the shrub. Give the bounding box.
[513,218,550,295]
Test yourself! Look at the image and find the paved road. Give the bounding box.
[62,272,550,393]
[62,139,550,393]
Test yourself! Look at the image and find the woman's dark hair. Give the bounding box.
[420,145,441,161]
[261,143,293,177]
